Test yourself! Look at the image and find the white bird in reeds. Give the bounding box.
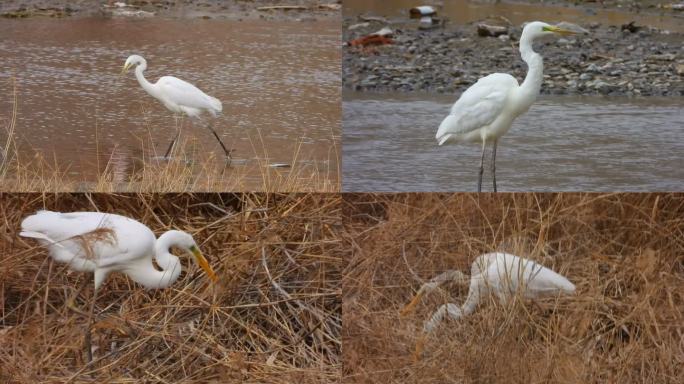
[400,252,575,360]
[435,21,580,192]
[121,54,232,159]
[19,210,218,362]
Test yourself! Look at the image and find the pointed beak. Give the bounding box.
[190,246,217,282]
[121,62,131,75]
[545,25,579,35]
[400,291,424,317]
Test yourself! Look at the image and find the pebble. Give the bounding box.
[343,18,684,96]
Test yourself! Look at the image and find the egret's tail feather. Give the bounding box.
[435,115,460,145]
[208,96,222,113]
[21,210,61,233]
[19,230,60,245]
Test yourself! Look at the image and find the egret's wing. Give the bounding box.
[156,76,222,113]
[436,74,517,145]
[20,211,150,268]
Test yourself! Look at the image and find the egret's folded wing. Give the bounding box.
[20,211,128,265]
[436,74,517,145]
[156,76,222,113]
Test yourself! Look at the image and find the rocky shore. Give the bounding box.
[0,0,340,21]
[343,11,684,96]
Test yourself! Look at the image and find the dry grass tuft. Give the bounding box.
[342,193,684,383]
[0,193,342,383]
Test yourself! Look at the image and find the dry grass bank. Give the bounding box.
[0,193,342,383]
[342,193,684,383]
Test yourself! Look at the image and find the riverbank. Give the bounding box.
[343,2,684,96]
[0,0,340,21]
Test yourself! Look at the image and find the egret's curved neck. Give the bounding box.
[423,276,481,333]
[517,35,544,105]
[134,60,160,98]
[125,231,183,289]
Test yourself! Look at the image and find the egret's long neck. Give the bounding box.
[134,60,160,99]
[517,35,544,105]
[125,231,182,289]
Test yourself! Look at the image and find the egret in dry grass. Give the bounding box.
[122,54,232,159]
[20,210,218,362]
[400,252,575,360]
[435,21,579,192]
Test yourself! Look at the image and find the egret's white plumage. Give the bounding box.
[122,54,231,158]
[20,210,217,290]
[401,252,575,359]
[435,21,579,192]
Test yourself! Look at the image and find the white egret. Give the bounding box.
[20,210,218,362]
[435,22,579,192]
[400,252,575,359]
[121,54,232,159]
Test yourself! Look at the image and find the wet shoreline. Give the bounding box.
[0,0,340,21]
[343,1,684,96]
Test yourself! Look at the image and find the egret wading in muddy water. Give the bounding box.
[400,252,575,360]
[435,22,579,192]
[122,54,232,159]
[20,210,218,362]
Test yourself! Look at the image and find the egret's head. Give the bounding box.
[173,231,218,283]
[522,21,579,40]
[122,54,146,74]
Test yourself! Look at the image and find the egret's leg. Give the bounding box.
[66,278,89,316]
[84,289,97,364]
[207,123,232,160]
[478,140,487,192]
[164,114,182,158]
[491,139,498,193]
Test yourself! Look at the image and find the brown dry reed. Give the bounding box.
[0,193,342,383]
[343,193,684,384]
[1,78,339,193]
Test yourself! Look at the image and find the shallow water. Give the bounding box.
[343,0,684,33]
[343,91,684,192]
[0,17,340,187]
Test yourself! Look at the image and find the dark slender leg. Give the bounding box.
[84,288,96,364]
[207,123,232,159]
[164,115,182,158]
[492,139,498,193]
[478,140,486,192]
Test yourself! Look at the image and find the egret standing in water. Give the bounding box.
[20,210,218,361]
[122,54,232,159]
[400,252,575,360]
[435,22,578,192]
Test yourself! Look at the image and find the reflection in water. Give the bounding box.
[0,17,340,188]
[343,91,684,192]
[343,0,684,33]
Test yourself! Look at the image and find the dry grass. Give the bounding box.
[0,193,342,383]
[342,193,684,383]
[0,78,340,193]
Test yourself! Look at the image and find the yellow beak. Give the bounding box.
[544,25,579,35]
[399,291,424,317]
[190,246,217,282]
[121,62,131,75]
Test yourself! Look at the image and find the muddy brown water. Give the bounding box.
[0,17,340,187]
[343,0,684,33]
[343,91,684,192]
